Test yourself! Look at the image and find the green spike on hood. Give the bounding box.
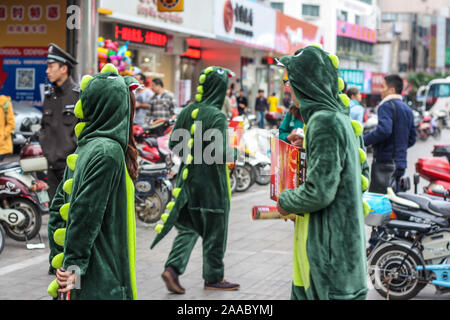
[279,46,347,124]
[77,72,138,153]
[195,66,232,110]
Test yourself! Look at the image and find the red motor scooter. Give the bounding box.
[415,144,450,198]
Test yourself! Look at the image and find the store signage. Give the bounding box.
[180,47,201,60]
[0,47,49,106]
[275,11,321,55]
[157,0,184,12]
[0,0,66,48]
[114,24,168,48]
[340,69,364,93]
[214,0,276,50]
[337,20,376,44]
[137,0,183,24]
[370,72,386,95]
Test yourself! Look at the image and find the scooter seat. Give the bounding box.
[429,201,450,218]
[0,162,20,171]
[386,220,433,233]
[397,192,450,217]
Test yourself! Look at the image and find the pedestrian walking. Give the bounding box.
[255,90,269,129]
[133,73,153,126]
[282,91,292,109]
[275,45,370,300]
[347,87,365,124]
[236,88,248,116]
[364,74,417,193]
[151,66,239,294]
[268,92,279,113]
[39,43,79,201]
[47,64,139,300]
[0,95,15,161]
[148,78,175,121]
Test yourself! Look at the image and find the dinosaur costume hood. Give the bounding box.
[279,46,349,124]
[74,68,138,153]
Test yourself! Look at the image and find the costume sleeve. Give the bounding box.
[278,113,292,143]
[363,103,393,147]
[278,119,343,214]
[62,154,119,274]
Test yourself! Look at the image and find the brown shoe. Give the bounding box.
[161,266,185,294]
[204,279,240,291]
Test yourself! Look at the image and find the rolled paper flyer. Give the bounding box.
[252,206,297,221]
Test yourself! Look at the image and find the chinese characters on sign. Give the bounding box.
[337,20,377,44]
[115,24,168,48]
[3,4,60,35]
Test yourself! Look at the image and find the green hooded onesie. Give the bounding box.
[150,66,237,283]
[46,64,138,300]
[277,45,371,300]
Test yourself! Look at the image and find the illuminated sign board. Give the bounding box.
[114,24,168,48]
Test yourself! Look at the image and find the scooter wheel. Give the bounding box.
[368,244,427,300]
[235,165,253,192]
[3,199,41,242]
[0,224,5,254]
[135,192,164,224]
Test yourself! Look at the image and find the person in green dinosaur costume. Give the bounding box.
[46,63,139,300]
[276,45,371,300]
[150,66,239,293]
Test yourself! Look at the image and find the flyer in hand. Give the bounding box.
[270,137,307,202]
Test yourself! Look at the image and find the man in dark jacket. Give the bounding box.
[40,43,79,201]
[255,89,268,129]
[364,74,416,192]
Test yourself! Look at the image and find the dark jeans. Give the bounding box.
[256,111,266,129]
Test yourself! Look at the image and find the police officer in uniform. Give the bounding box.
[39,43,79,201]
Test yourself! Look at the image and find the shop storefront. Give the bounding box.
[0,0,68,107]
[98,0,215,106]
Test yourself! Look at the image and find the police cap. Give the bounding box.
[47,43,78,68]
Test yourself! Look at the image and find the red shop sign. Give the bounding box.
[114,24,168,48]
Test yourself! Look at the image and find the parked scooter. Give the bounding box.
[0,162,49,248]
[417,111,441,141]
[265,112,284,128]
[241,128,271,186]
[416,146,450,198]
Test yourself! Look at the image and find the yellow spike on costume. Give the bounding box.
[101,63,118,74]
[63,179,74,195]
[75,122,86,138]
[309,43,323,49]
[361,175,369,192]
[59,203,70,221]
[188,138,194,149]
[161,213,169,223]
[190,123,196,135]
[186,154,193,165]
[51,253,64,269]
[47,279,59,298]
[363,200,371,218]
[182,168,189,180]
[205,67,214,74]
[199,74,206,84]
[54,228,66,247]
[339,93,350,107]
[74,100,84,119]
[359,148,367,164]
[166,201,175,211]
[66,154,78,171]
[80,75,93,91]
[195,94,202,102]
[338,77,345,92]
[328,54,340,69]
[197,86,204,94]
[351,120,363,137]
[155,224,164,234]
[191,109,199,119]
[172,188,181,198]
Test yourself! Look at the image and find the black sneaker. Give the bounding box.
[161,266,185,294]
[204,279,240,291]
